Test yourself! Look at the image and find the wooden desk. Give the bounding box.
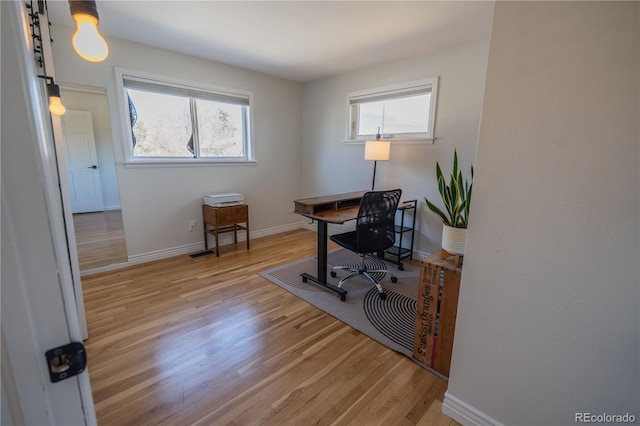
[202,204,249,257]
[293,191,366,300]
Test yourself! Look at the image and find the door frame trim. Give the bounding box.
[2,2,96,423]
[40,7,89,339]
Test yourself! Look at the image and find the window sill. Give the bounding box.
[122,159,257,168]
[343,137,435,145]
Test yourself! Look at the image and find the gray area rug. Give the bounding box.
[259,249,420,358]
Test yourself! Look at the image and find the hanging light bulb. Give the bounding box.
[69,1,109,63]
[47,83,66,116]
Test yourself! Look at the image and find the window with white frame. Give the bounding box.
[347,78,438,141]
[119,71,252,162]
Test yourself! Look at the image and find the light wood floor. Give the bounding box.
[74,210,128,270]
[81,229,456,425]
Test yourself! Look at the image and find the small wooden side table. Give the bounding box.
[202,204,250,257]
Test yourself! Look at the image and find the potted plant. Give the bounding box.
[424,149,474,256]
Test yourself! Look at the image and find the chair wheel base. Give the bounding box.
[391,276,398,283]
[330,271,337,278]
[379,292,387,300]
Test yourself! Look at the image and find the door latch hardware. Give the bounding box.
[87,165,98,169]
[45,342,87,383]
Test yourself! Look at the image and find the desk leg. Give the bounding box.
[300,221,348,301]
[214,226,220,257]
[245,218,250,250]
[203,222,208,250]
[317,221,327,283]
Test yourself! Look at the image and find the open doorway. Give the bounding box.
[60,84,127,270]
[72,210,126,270]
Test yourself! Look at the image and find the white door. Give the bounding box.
[62,110,105,213]
[1,3,96,424]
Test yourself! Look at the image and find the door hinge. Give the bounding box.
[45,342,87,383]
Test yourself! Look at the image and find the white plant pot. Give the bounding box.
[442,225,467,255]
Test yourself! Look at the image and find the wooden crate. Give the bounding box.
[413,254,462,377]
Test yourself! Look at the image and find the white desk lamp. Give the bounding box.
[364,131,390,190]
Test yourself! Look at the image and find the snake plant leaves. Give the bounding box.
[424,149,474,229]
[452,149,459,177]
[424,197,452,226]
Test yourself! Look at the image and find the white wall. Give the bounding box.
[60,88,121,210]
[444,2,639,425]
[302,34,493,256]
[51,24,304,258]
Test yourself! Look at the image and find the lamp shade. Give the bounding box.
[364,140,390,161]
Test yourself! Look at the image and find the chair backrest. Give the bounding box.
[355,189,402,254]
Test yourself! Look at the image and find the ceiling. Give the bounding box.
[46,1,495,82]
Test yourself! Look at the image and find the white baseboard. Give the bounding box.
[413,249,431,261]
[80,220,425,277]
[442,392,502,426]
[127,242,204,264]
[80,242,203,276]
[210,221,302,243]
[80,221,305,276]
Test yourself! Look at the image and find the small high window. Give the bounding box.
[348,78,438,141]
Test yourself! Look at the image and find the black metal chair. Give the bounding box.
[329,189,402,300]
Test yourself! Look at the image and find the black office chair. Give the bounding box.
[329,189,402,300]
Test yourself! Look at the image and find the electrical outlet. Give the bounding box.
[188,220,196,231]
